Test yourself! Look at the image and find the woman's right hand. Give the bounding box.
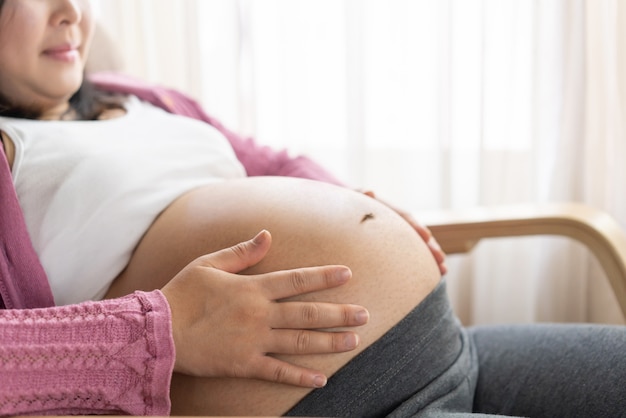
[161,230,369,389]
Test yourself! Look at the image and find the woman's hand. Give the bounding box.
[361,190,447,275]
[161,230,369,388]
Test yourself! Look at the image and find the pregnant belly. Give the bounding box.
[105,176,441,415]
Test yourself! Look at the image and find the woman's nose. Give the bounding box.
[50,0,83,26]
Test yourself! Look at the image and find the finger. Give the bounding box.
[423,237,447,275]
[427,237,447,263]
[362,190,376,198]
[401,214,433,243]
[196,230,272,273]
[248,356,328,388]
[439,263,448,275]
[267,329,360,355]
[412,220,433,243]
[258,265,352,300]
[271,301,369,329]
[430,240,445,260]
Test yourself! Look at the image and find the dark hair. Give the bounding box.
[0,76,125,121]
[0,0,125,120]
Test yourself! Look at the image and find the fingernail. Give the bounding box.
[336,268,351,283]
[253,230,268,244]
[355,309,369,324]
[428,237,441,251]
[344,333,359,349]
[313,375,327,388]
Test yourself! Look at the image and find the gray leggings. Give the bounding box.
[285,280,626,417]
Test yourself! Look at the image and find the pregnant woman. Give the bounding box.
[0,1,442,416]
[2,1,625,417]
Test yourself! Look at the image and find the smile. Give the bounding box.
[43,44,80,63]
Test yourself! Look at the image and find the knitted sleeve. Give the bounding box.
[0,290,174,416]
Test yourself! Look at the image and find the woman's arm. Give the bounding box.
[163,230,367,387]
[1,231,367,417]
[0,141,55,309]
[0,290,174,416]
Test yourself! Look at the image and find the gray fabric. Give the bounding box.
[469,324,626,417]
[286,279,477,417]
[286,279,626,417]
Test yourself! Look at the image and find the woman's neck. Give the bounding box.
[39,102,75,120]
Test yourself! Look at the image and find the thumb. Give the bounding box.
[196,230,272,273]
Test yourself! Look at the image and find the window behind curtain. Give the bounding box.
[92,0,626,325]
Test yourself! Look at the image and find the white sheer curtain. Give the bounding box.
[93,0,626,325]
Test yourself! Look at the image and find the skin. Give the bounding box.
[0,0,447,277]
[160,229,370,388]
[105,176,441,416]
[0,0,94,119]
[0,0,370,389]
[0,0,447,414]
[0,0,446,272]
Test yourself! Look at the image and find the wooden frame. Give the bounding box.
[423,203,626,318]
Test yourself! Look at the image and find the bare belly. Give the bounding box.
[105,176,440,416]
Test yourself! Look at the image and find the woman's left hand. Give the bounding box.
[361,190,447,275]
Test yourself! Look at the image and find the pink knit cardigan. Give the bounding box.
[0,72,343,416]
[0,291,174,416]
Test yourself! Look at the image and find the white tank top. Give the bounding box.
[0,96,246,305]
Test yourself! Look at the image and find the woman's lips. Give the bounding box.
[43,44,80,62]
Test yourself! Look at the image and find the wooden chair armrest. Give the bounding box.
[421,203,626,317]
